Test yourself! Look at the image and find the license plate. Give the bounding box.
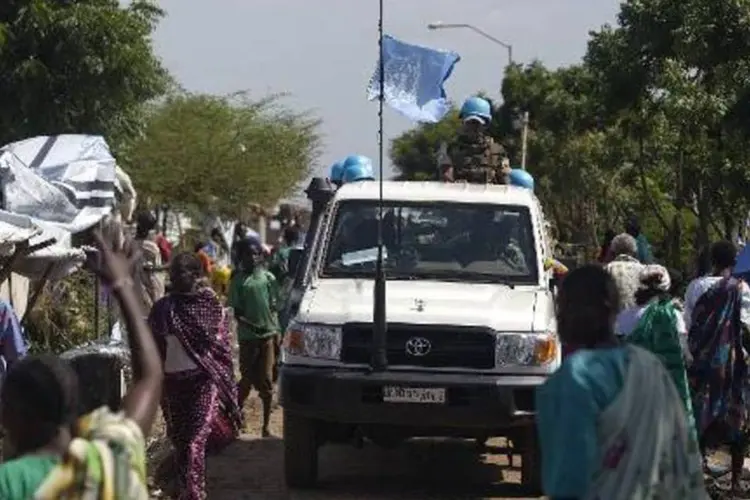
[382,386,446,404]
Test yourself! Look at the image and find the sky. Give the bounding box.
[150,0,621,199]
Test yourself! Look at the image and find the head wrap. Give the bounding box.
[638,264,671,292]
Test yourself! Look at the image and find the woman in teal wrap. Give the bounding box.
[536,264,705,499]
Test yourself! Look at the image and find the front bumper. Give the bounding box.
[279,365,543,431]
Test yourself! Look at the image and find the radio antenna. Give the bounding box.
[371,0,388,371]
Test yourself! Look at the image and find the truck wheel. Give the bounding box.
[283,412,319,488]
[520,426,543,495]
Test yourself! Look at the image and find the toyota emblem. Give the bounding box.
[405,337,432,356]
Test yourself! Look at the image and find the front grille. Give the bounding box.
[341,323,495,369]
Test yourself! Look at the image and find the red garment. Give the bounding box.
[597,245,609,263]
[148,288,242,498]
[155,234,173,263]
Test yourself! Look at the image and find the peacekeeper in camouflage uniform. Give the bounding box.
[438,96,511,184]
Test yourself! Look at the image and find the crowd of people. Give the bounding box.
[0,115,745,498]
[0,230,161,499]
[0,210,300,499]
[537,223,750,498]
[404,96,735,497]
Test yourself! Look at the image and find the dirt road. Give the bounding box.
[203,399,543,500]
[150,398,744,499]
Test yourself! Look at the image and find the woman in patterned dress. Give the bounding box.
[149,253,242,500]
[687,241,750,495]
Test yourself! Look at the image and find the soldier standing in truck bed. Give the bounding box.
[438,96,511,184]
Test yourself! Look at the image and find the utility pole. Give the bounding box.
[520,111,529,170]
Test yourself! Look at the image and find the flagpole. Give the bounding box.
[371,0,388,372]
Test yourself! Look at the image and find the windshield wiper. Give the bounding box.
[321,270,374,279]
[411,270,516,288]
[323,269,519,288]
[387,273,421,280]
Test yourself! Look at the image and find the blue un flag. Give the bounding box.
[367,35,460,123]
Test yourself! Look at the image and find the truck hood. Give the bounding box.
[299,278,545,332]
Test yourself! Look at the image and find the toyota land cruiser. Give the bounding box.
[279,181,559,492]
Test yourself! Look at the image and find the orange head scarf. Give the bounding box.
[196,249,214,276]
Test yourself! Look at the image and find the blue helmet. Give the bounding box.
[341,155,375,183]
[329,161,345,182]
[509,168,534,190]
[459,97,492,123]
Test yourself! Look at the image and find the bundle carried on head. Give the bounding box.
[639,264,670,291]
[634,264,671,305]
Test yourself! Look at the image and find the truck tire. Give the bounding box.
[283,412,319,488]
[520,425,543,495]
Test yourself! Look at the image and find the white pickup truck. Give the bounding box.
[279,181,560,493]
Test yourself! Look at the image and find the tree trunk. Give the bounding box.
[723,213,735,242]
[670,131,685,268]
[696,181,711,252]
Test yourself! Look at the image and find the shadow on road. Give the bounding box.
[207,436,541,499]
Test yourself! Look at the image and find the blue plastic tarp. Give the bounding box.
[734,243,750,276]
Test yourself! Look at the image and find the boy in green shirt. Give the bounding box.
[228,238,280,437]
[269,226,300,281]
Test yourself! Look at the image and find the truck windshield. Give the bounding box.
[321,200,539,285]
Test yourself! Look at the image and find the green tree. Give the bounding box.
[0,0,170,147]
[391,0,750,271]
[586,0,750,260]
[390,63,630,250]
[122,92,321,217]
[0,1,170,353]
[496,63,634,247]
[389,110,460,181]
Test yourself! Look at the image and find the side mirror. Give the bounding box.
[288,248,304,276]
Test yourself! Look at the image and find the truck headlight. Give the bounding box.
[283,321,342,360]
[494,332,557,367]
